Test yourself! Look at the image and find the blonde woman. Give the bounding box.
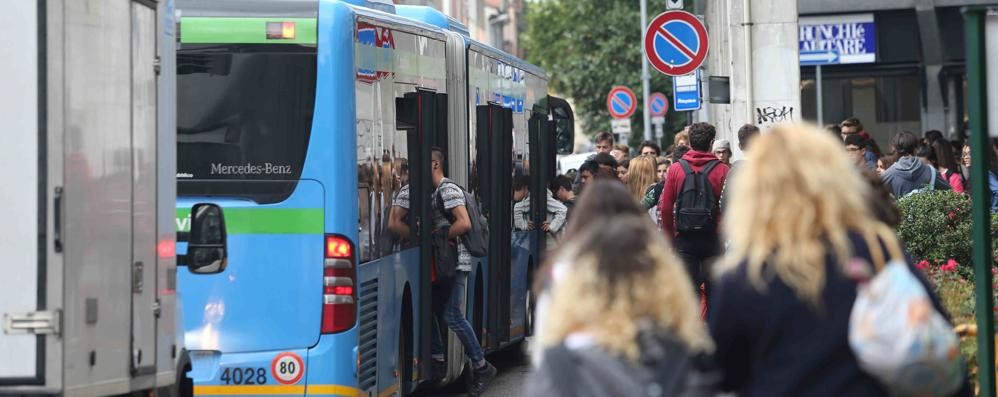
[526,212,717,396]
[709,124,963,397]
[627,155,657,203]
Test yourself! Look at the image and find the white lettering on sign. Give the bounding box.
[209,163,293,175]
[799,23,867,54]
[798,14,876,65]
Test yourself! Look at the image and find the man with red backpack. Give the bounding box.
[658,123,730,310]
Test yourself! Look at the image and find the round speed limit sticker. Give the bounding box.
[270,352,305,385]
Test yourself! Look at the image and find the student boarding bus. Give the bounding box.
[174,0,574,395]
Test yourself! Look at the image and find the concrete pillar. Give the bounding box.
[701,0,801,160]
[916,2,947,136]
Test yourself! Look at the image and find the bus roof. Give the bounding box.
[394,5,470,38]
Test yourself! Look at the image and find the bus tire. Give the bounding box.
[398,299,413,396]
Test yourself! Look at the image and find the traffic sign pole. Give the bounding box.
[816,65,823,126]
[640,0,651,142]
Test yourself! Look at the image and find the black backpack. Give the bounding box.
[674,159,721,233]
[435,182,489,257]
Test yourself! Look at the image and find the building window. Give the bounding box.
[802,70,921,147]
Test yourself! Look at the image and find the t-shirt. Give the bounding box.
[432,178,471,271]
[392,184,410,209]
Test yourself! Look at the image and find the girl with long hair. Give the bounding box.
[932,140,966,193]
[627,155,658,203]
[710,123,961,396]
[526,213,716,396]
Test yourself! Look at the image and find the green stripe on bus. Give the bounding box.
[176,208,323,234]
[180,17,317,45]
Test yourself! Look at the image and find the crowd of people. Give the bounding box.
[523,119,977,397]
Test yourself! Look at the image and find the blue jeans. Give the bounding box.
[430,271,485,363]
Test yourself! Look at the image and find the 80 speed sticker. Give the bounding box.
[270,352,305,385]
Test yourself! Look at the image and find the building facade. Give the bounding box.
[798,0,992,145]
[393,0,525,58]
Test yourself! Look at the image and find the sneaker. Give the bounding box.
[468,361,497,397]
[431,360,447,380]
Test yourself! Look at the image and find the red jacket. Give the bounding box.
[658,150,730,238]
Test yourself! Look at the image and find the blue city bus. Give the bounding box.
[174,0,574,396]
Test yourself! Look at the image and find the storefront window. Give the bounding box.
[802,71,922,148]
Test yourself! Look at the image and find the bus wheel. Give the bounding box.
[398,308,412,396]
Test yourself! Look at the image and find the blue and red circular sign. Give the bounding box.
[644,10,709,77]
[649,92,669,117]
[607,86,637,119]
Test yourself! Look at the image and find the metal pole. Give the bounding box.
[816,65,823,126]
[965,8,995,397]
[640,0,651,142]
[742,0,753,123]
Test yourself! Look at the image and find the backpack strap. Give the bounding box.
[678,159,695,175]
[701,159,720,176]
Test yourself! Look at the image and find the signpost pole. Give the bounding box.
[816,65,823,126]
[964,7,995,397]
[640,0,651,142]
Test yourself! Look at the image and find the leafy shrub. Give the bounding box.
[897,190,973,279]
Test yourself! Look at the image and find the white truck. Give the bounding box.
[0,0,212,395]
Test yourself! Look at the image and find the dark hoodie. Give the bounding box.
[658,150,730,237]
[881,156,951,198]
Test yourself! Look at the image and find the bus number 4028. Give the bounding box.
[220,367,267,385]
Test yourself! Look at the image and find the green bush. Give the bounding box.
[897,190,974,279]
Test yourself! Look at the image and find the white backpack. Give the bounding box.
[848,225,963,396]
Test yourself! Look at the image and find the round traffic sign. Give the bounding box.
[644,10,709,77]
[649,92,669,117]
[271,352,305,385]
[607,86,637,119]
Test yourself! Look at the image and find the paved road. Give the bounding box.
[412,341,532,397]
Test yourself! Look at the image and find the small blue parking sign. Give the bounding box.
[673,70,701,112]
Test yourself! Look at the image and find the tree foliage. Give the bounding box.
[524,0,689,149]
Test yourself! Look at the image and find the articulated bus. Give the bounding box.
[175,0,574,396]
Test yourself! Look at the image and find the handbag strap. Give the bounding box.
[863,223,905,271]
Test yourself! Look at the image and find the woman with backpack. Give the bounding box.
[710,124,967,397]
[525,212,718,397]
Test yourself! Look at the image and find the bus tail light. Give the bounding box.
[322,235,356,334]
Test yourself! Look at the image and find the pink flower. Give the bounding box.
[916,260,931,271]
[940,259,959,273]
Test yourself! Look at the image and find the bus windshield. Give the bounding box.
[177,45,317,203]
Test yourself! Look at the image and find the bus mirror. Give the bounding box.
[549,96,574,155]
[187,203,228,274]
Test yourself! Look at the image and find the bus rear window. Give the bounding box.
[177,45,317,203]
